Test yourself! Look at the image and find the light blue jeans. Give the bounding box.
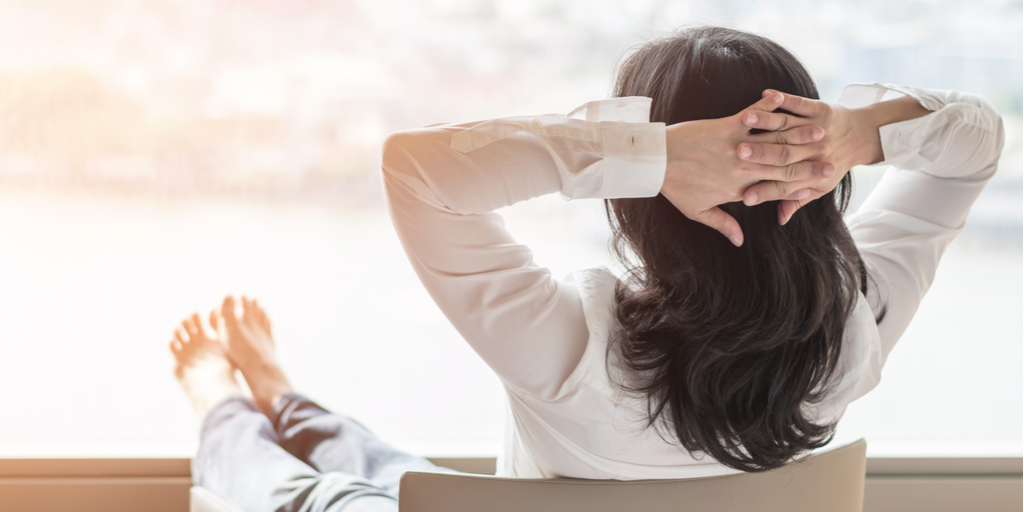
[192,393,453,512]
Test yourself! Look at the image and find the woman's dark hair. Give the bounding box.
[607,26,872,472]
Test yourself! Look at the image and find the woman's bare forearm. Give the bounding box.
[854,95,932,165]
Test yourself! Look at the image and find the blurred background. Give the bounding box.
[0,0,1019,458]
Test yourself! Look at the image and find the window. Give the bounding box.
[0,0,1019,459]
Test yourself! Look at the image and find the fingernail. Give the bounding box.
[729,235,742,247]
[747,112,758,124]
[812,127,824,140]
[797,189,810,199]
[773,93,783,103]
[823,163,835,176]
[744,192,757,206]
[739,145,752,158]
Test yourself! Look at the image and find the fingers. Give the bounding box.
[748,124,824,145]
[747,160,835,186]
[740,93,813,133]
[692,207,744,247]
[742,180,813,206]
[746,91,785,112]
[737,141,822,167]
[742,109,818,133]
[742,175,828,206]
[778,198,810,225]
[761,89,825,118]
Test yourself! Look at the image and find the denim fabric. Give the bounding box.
[192,393,452,512]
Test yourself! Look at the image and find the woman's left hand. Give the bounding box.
[735,90,884,224]
[661,92,833,246]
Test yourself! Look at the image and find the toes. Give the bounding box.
[221,296,240,331]
[241,296,254,323]
[241,296,262,329]
[181,316,200,340]
[190,312,207,339]
[255,301,271,332]
[209,309,221,332]
[171,330,186,360]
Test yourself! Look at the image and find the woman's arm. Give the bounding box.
[742,85,1003,423]
[741,84,1004,362]
[382,98,663,399]
[381,95,825,398]
[840,84,1004,359]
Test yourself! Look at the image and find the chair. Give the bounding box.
[399,439,866,512]
[191,486,244,512]
[191,439,867,512]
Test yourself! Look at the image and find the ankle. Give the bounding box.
[244,366,293,416]
[251,383,292,417]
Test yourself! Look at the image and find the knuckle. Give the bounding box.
[776,115,789,131]
[785,163,799,181]
[773,131,787,145]
[778,147,791,165]
[774,181,788,197]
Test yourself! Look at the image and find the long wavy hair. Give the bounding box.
[607,26,873,472]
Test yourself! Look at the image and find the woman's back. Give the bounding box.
[380,27,1004,478]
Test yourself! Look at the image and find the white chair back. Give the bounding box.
[398,439,867,512]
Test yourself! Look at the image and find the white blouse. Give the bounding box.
[381,84,1004,479]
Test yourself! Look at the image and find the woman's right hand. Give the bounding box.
[661,92,834,247]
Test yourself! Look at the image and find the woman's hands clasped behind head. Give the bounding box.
[661,92,835,247]
[736,89,884,226]
[662,89,888,246]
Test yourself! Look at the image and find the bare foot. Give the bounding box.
[170,312,241,419]
[218,295,293,416]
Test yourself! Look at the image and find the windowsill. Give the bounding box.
[1,441,1020,478]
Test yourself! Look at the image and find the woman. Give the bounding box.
[381,26,1003,477]
[175,25,1002,511]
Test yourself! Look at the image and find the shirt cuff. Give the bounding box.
[836,83,940,168]
[568,97,654,123]
[596,121,666,199]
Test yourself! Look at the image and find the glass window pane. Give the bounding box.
[0,0,1019,457]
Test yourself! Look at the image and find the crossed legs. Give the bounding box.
[170,297,447,512]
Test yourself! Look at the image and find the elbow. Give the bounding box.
[380,128,451,211]
[976,98,1005,176]
[958,93,1005,157]
[380,129,419,180]
[993,112,1006,160]
[932,98,1005,179]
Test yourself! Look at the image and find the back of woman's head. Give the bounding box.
[608,26,867,472]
